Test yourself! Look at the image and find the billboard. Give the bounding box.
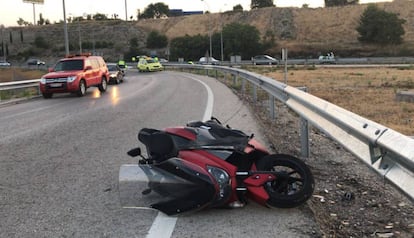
[23,0,44,4]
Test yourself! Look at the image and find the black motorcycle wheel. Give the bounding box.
[255,154,314,208]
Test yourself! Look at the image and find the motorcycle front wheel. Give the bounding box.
[256,154,314,208]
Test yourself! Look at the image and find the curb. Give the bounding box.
[0,95,41,107]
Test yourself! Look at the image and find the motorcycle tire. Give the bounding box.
[255,154,314,208]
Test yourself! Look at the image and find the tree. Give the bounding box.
[124,37,145,61]
[170,34,208,61]
[325,0,358,7]
[34,36,48,49]
[37,13,45,25]
[93,13,108,21]
[250,0,274,9]
[17,18,25,26]
[73,16,84,22]
[221,23,263,59]
[169,23,267,61]
[233,4,243,12]
[140,2,169,19]
[356,4,406,45]
[146,31,168,48]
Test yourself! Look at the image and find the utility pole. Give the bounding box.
[201,0,212,63]
[62,0,69,55]
[125,0,128,21]
[78,18,82,54]
[1,26,6,61]
[32,3,36,25]
[23,0,44,25]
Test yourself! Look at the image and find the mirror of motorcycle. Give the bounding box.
[127,147,141,157]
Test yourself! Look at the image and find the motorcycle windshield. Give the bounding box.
[119,158,216,215]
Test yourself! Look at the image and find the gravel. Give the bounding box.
[244,95,414,237]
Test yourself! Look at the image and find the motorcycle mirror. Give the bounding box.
[127,147,141,157]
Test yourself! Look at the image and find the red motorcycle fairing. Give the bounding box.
[119,158,216,215]
[178,150,238,205]
[165,127,197,140]
[243,173,276,205]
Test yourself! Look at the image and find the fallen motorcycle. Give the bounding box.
[119,117,314,215]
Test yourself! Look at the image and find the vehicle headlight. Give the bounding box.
[207,166,231,202]
[40,77,46,84]
[110,73,117,77]
[67,76,77,82]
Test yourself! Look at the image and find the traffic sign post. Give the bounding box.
[23,0,44,25]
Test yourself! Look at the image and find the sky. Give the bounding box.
[0,0,393,27]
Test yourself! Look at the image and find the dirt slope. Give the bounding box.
[135,0,414,56]
[4,0,414,60]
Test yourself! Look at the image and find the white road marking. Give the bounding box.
[146,212,177,238]
[192,77,214,121]
[145,75,214,238]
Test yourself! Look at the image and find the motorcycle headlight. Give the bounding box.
[207,166,231,203]
[67,76,77,82]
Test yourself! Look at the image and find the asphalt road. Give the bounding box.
[0,70,320,237]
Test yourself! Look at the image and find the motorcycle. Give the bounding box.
[119,117,314,215]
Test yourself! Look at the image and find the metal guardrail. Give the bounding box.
[1,65,413,200]
[0,79,40,90]
[0,79,41,102]
[166,63,414,201]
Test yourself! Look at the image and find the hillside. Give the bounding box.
[3,0,414,62]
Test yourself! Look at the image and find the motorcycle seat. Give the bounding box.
[187,120,248,139]
[138,128,178,163]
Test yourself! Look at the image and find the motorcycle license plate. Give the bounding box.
[49,83,62,87]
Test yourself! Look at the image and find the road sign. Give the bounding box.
[23,0,44,4]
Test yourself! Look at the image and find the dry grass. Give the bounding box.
[245,66,414,136]
[0,68,45,83]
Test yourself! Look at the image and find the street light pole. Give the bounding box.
[1,26,6,61]
[78,18,82,54]
[32,3,36,25]
[220,30,223,61]
[62,0,69,55]
[125,0,128,21]
[219,5,226,62]
[201,0,212,63]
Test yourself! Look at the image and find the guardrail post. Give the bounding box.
[300,117,310,159]
[252,85,257,102]
[233,74,237,87]
[298,87,309,158]
[241,78,246,94]
[269,95,276,119]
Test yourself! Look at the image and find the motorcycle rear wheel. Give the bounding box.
[256,154,314,208]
